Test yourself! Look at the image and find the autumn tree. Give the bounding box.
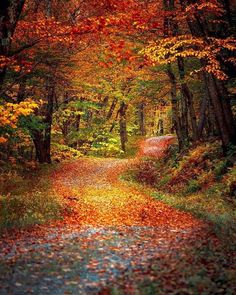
[141,0,236,151]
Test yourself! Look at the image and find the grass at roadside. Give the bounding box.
[152,191,236,243]
[121,142,236,244]
[0,163,63,230]
[121,173,236,248]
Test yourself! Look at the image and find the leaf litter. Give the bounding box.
[0,157,235,294]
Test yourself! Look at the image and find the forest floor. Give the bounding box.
[0,138,235,294]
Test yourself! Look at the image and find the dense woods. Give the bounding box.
[0,0,235,163]
[0,1,236,294]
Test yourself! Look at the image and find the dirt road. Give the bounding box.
[0,138,233,295]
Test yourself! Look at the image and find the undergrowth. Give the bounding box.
[0,164,63,230]
[123,141,236,242]
[51,142,83,162]
[0,142,81,230]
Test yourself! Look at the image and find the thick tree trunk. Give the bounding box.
[33,132,49,163]
[167,67,185,150]
[177,57,199,142]
[205,73,234,150]
[32,81,54,163]
[215,79,236,141]
[0,0,25,86]
[183,0,236,149]
[206,97,219,137]
[46,0,52,17]
[164,0,193,144]
[180,92,189,141]
[183,84,199,142]
[119,101,128,152]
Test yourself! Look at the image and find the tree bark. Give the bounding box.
[0,0,25,86]
[107,98,117,120]
[46,0,52,17]
[137,102,146,136]
[163,0,189,147]
[182,0,236,150]
[110,108,120,133]
[205,73,234,150]
[198,95,208,138]
[119,101,128,152]
[32,80,54,163]
[177,57,199,142]
[167,67,185,150]
[17,77,27,102]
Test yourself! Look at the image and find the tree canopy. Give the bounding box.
[0,0,235,163]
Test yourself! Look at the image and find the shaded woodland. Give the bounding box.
[0,0,235,164]
[0,2,236,294]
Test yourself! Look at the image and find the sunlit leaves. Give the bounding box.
[0,100,39,143]
[142,36,236,80]
[0,100,38,128]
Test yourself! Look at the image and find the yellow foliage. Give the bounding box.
[141,36,236,80]
[0,100,39,142]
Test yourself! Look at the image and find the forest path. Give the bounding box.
[0,138,229,294]
[52,157,200,228]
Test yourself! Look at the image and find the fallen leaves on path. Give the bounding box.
[0,155,235,294]
[52,158,202,228]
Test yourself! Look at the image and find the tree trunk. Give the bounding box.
[205,73,234,150]
[177,57,199,142]
[0,0,25,86]
[107,98,117,120]
[163,0,190,146]
[198,95,208,138]
[184,84,199,142]
[17,77,27,102]
[167,67,185,150]
[183,0,236,149]
[46,0,52,17]
[157,119,164,135]
[32,132,48,163]
[119,101,128,152]
[138,102,146,136]
[32,81,54,163]
[215,79,236,141]
[110,108,120,133]
[44,80,54,163]
[180,92,189,142]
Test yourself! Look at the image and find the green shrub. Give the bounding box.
[205,183,226,198]
[51,143,83,162]
[157,175,171,188]
[213,160,229,180]
[184,179,201,194]
[90,133,123,157]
